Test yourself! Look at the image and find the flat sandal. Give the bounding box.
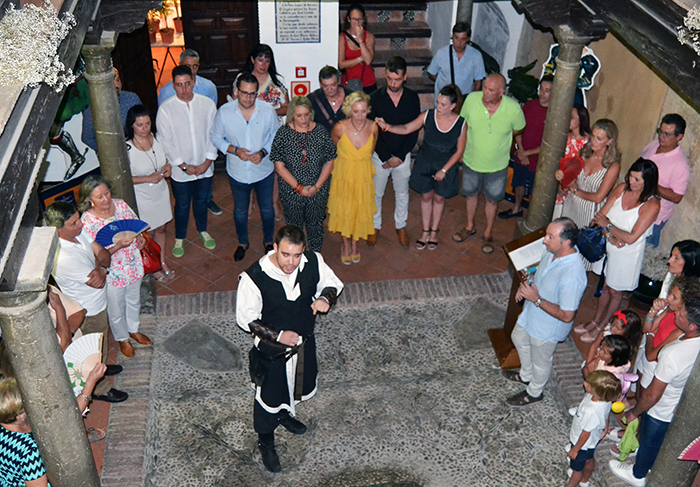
[416,229,430,250]
[427,229,439,250]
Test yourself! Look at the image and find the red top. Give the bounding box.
[343,32,376,88]
[521,99,548,171]
[653,312,677,349]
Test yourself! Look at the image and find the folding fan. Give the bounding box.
[63,333,103,396]
[679,436,700,461]
[94,219,149,247]
[559,155,585,188]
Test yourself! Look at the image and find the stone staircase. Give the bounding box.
[341,2,435,110]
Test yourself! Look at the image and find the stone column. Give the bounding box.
[81,32,137,211]
[646,350,700,485]
[0,228,100,487]
[517,26,589,236]
[456,0,474,25]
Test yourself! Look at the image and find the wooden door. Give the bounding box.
[182,1,260,105]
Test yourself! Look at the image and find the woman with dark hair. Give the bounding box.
[338,3,376,94]
[79,175,151,358]
[125,104,173,281]
[553,105,592,219]
[271,96,337,252]
[375,84,466,250]
[560,118,621,273]
[580,158,660,339]
[237,44,289,123]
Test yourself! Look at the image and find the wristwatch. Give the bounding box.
[534,298,542,308]
[607,223,613,231]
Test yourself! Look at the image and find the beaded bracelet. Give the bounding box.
[295,183,304,194]
[381,124,389,132]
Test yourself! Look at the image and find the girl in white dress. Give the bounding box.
[126,105,174,282]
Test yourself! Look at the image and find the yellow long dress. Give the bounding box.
[327,125,376,240]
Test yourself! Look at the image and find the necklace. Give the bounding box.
[350,119,367,148]
[329,91,343,107]
[133,136,159,173]
[294,126,310,165]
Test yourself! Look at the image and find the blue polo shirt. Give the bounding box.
[518,249,587,342]
[427,44,486,99]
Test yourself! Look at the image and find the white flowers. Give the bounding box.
[678,5,700,57]
[0,0,76,91]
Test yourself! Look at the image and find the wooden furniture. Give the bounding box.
[489,227,546,369]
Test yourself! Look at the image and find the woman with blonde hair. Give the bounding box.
[328,91,379,264]
[271,96,337,252]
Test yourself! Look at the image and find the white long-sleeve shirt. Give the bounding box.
[156,93,218,183]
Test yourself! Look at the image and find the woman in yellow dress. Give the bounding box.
[328,91,379,264]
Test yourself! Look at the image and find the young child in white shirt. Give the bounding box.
[565,370,622,487]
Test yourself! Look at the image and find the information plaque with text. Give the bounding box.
[275,0,321,44]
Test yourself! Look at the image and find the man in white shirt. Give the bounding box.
[157,65,219,258]
[46,201,128,403]
[236,225,343,472]
[609,283,700,486]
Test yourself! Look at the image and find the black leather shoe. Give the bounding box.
[234,244,249,262]
[94,388,129,403]
[258,441,281,472]
[264,243,274,253]
[104,364,123,376]
[279,413,307,435]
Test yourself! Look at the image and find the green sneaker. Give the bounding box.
[199,231,216,250]
[172,239,185,258]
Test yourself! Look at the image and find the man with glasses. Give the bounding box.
[640,114,689,247]
[308,66,350,134]
[158,49,222,216]
[210,73,279,262]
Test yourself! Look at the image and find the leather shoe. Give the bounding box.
[279,412,307,435]
[366,229,379,247]
[119,340,134,358]
[396,228,409,247]
[129,332,151,346]
[258,440,281,473]
[234,243,249,261]
[104,364,123,376]
[94,388,129,403]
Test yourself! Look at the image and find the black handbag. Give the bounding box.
[577,225,607,262]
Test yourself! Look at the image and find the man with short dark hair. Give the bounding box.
[368,56,421,247]
[504,217,587,406]
[210,72,279,262]
[158,49,222,216]
[640,113,690,247]
[609,284,700,486]
[453,73,526,254]
[236,225,343,472]
[46,201,128,403]
[427,22,486,100]
[308,66,351,134]
[157,65,218,258]
[499,76,553,219]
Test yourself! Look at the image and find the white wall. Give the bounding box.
[258,0,339,93]
[472,1,526,81]
[427,1,458,55]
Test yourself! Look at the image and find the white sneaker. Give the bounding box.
[610,444,637,458]
[566,468,589,486]
[609,459,646,486]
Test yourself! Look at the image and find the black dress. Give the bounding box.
[409,110,465,198]
[270,124,337,251]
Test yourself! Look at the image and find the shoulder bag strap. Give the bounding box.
[449,45,455,86]
[311,92,333,127]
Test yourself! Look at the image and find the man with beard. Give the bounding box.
[236,225,343,472]
[367,56,421,248]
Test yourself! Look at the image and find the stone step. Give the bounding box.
[375,36,429,51]
[371,20,431,38]
[374,64,427,80]
[373,48,433,69]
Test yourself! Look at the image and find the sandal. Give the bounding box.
[427,229,439,250]
[452,227,476,242]
[341,254,351,266]
[416,229,429,250]
[86,427,106,443]
[351,253,361,263]
[501,369,529,385]
[481,236,494,254]
[506,390,543,406]
[573,321,598,335]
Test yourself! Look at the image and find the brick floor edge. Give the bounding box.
[102,272,592,486]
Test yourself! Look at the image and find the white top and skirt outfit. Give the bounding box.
[127,137,173,229]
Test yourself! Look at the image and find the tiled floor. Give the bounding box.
[88,172,649,479]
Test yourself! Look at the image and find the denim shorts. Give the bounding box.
[569,446,595,471]
[460,165,508,202]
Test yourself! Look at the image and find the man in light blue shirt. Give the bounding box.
[210,72,279,262]
[504,217,587,406]
[427,22,486,100]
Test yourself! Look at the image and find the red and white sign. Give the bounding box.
[296,66,307,78]
[291,81,311,97]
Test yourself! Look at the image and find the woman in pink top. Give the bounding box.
[79,175,151,358]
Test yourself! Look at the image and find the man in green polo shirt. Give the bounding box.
[452,73,526,254]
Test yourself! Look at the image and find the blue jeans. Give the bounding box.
[633,413,671,479]
[229,172,275,245]
[646,220,667,248]
[170,177,212,239]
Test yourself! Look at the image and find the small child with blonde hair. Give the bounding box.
[565,370,622,487]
